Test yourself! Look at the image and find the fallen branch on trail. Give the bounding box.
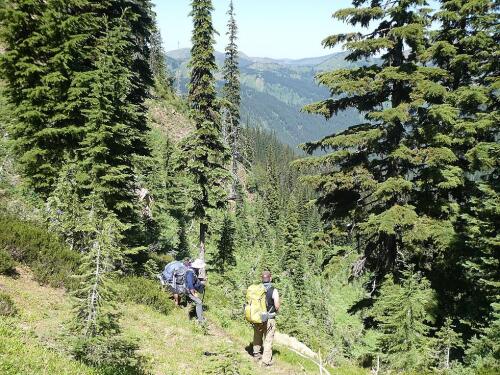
[274,332,332,375]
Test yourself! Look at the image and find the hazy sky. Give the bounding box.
[152,0,358,59]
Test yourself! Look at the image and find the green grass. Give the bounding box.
[0,318,98,375]
[0,265,368,374]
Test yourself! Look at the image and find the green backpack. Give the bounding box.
[245,284,267,324]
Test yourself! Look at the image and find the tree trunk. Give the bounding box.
[198,222,207,280]
[445,346,450,369]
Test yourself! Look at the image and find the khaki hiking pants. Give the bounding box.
[253,319,276,365]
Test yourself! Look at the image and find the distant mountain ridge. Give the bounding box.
[166,49,368,147]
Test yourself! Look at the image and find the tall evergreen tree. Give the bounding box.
[296,0,457,282]
[0,0,155,217]
[432,317,463,370]
[71,193,141,371]
[149,24,172,98]
[222,0,241,201]
[73,195,123,338]
[0,0,91,196]
[81,15,151,238]
[426,0,499,332]
[184,0,229,269]
[211,213,236,274]
[264,147,281,226]
[282,196,305,293]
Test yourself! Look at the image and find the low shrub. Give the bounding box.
[72,334,146,375]
[0,215,80,288]
[0,292,18,317]
[0,249,16,275]
[120,276,174,315]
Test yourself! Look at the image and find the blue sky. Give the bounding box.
[152,0,358,59]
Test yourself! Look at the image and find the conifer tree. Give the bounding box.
[426,0,499,330]
[296,0,458,282]
[184,0,229,268]
[211,213,236,274]
[433,317,463,370]
[282,196,305,293]
[80,16,147,235]
[73,195,123,338]
[0,0,90,196]
[465,303,500,372]
[222,0,241,200]
[149,24,172,98]
[71,194,141,371]
[0,0,154,205]
[371,271,437,371]
[47,161,86,252]
[264,148,281,226]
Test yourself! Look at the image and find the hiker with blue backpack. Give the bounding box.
[160,258,206,323]
[245,270,280,367]
[160,258,190,306]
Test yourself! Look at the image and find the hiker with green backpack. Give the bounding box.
[245,271,280,367]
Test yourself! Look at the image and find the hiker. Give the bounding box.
[249,271,280,366]
[160,258,190,306]
[186,258,206,323]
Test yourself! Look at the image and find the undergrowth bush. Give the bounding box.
[72,335,146,375]
[0,249,16,275]
[0,292,18,317]
[0,214,80,288]
[120,276,174,315]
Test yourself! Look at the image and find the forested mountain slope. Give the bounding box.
[0,0,498,374]
[166,49,367,147]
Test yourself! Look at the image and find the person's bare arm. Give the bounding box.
[273,289,280,312]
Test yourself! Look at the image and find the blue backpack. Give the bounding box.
[160,261,187,288]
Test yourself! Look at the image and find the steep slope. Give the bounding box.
[166,49,369,147]
[0,268,336,375]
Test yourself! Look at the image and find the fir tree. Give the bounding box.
[465,303,500,372]
[71,194,142,371]
[264,147,281,226]
[426,0,499,331]
[222,0,241,201]
[0,0,154,203]
[282,196,305,293]
[212,213,236,274]
[433,317,463,370]
[73,195,123,337]
[47,160,86,252]
[0,0,91,196]
[371,270,437,371]
[80,16,148,237]
[149,24,172,98]
[296,0,459,283]
[183,0,229,269]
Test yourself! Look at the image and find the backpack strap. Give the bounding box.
[265,285,276,314]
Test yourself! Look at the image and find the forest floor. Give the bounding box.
[0,267,362,375]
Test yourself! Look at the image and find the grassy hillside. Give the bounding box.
[0,265,368,374]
